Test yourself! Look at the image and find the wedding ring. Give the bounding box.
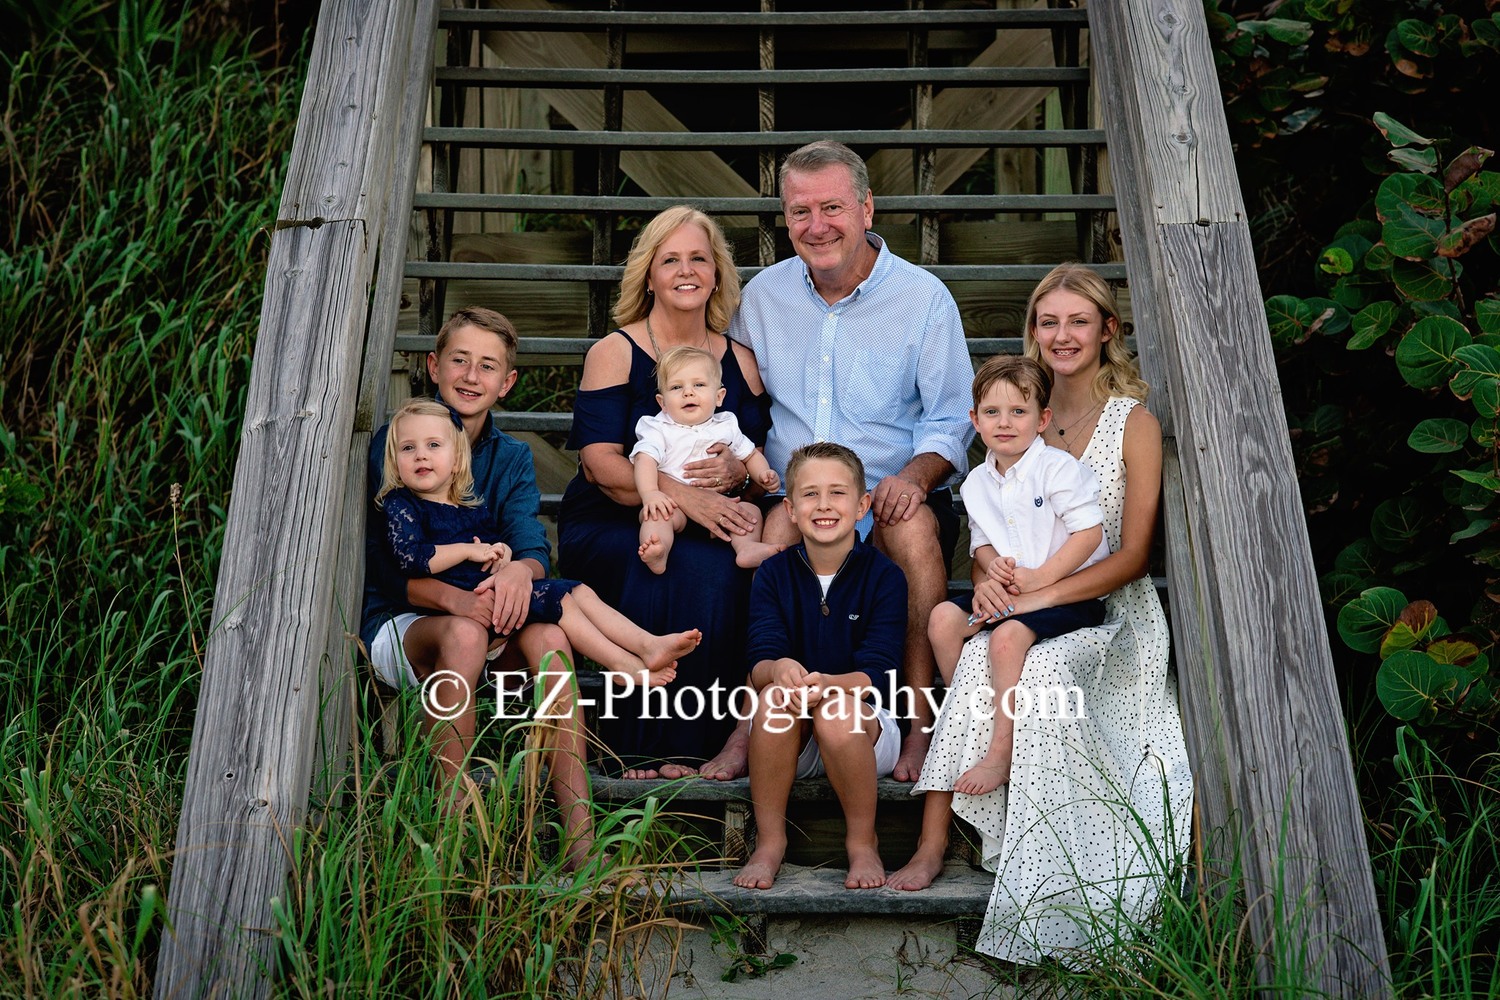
[900,493,911,501]
[714,477,722,487]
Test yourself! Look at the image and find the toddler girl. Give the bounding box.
[379,398,699,687]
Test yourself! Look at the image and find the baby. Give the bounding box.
[631,346,782,573]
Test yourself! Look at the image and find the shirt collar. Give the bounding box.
[433,392,497,448]
[984,435,1049,484]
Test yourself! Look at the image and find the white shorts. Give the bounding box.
[794,704,901,779]
[368,613,506,689]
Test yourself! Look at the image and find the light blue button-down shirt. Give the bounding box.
[728,232,974,491]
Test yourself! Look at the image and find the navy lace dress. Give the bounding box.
[383,488,579,625]
[559,332,771,771]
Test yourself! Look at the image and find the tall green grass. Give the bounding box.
[0,4,688,997]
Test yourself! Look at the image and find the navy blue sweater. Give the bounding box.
[745,540,907,704]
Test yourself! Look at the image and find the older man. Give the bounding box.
[725,140,973,781]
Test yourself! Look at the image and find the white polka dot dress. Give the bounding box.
[915,397,1194,965]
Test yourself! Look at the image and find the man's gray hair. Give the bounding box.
[779,140,871,203]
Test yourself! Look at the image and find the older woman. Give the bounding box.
[559,206,770,778]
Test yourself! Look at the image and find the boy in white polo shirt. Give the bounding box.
[927,354,1109,795]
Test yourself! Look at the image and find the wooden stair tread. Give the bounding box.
[591,773,925,804]
[660,863,992,917]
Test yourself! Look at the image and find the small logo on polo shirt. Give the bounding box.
[1034,496,1043,507]
[848,613,860,621]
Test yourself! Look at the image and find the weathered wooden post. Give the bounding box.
[154,3,437,996]
[1089,0,1392,994]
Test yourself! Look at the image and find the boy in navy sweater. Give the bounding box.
[733,442,907,891]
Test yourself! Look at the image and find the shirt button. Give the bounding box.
[1006,517,1016,526]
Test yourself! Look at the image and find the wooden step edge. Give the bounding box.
[653,863,993,917]
[589,773,928,805]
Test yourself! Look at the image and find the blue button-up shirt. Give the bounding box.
[728,232,973,489]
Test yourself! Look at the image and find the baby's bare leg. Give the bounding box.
[928,600,983,687]
[954,620,1035,796]
[562,583,700,683]
[728,501,783,569]
[638,508,686,575]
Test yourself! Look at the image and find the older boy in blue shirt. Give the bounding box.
[733,442,907,891]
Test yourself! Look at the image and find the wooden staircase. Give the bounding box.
[156,1,1392,997]
[384,3,1124,986]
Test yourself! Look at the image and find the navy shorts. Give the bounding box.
[949,592,1106,641]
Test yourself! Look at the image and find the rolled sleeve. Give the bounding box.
[1053,463,1105,534]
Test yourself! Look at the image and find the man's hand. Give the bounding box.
[871,475,927,526]
[476,561,534,635]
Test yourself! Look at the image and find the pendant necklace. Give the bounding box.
[645,310,710,360]
[1054,397,1106,456]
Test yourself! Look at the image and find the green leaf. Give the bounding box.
[1265,294,1315,346]
[1303,0,1351,22]
[1408,417,1468,453]
[1426,638,1481,665]
[1478,299,1500,335]
[1381,621,1422,657]
[1348,301,1399,349]
[1370,496,1425,550]
[1393,257,1461,302]
[1470,416,1495,448]
[1337,586,1407,653]
[1474,15,1500,50]
[1364,241,1395,273]
[1377,650,1458,721]
[1394,315,1470,388]
[1472,379,1500,418]
[1452,468,1500,491]
[1306,298,1350,336]
[1376,172,1445,220]
[1450,343,1500,400]
[1389,147,1439,174]
[1334,538,1380,576]
[1319,246,1355,275]
[1304,403,1345,437]
[1450,518,1493,543]
[1396,19,1439,58]
[1373,112,1433,148]
[1258,17,1314,44]
[1383,201,1445,259]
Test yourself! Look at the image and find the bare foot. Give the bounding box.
[641,628,703,673]
[733,844,785,889]
[699,727,749,780]
[658,762,697,779]
[892,727,931,782]
[638,535,668,575]
[845,842,887,889]
[621,767,659,779]
[733,540,785,569]
[954,760,1009,796]
[887,847,945,891]
[609,664,677,689]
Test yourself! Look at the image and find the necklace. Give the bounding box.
[1053,397,1106,455]
[645,311,710,359]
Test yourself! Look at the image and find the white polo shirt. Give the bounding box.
[960,436,1109,569]
[630,410,756,483]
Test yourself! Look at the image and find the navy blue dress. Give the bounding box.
[559,332,771,771]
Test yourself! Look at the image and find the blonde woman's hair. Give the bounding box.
[1022,263,1150,403]
[376,398,482,507]
[655,345,722,394]
[614,206,741,333]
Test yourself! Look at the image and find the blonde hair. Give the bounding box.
[376,399,481,508]
[1022,263,1149,403]
[655,345,722,394]
[786,441,866,496]
[614,206,741,333]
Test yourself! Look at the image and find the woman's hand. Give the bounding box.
[662,476,756,541]
[969,580,1015,623]
[682,442,748,494]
